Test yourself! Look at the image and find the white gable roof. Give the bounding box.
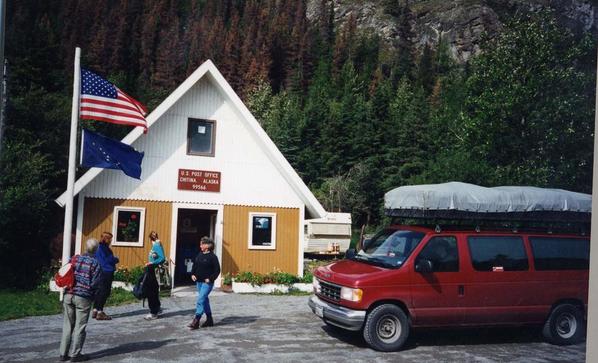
[55,60,326,218]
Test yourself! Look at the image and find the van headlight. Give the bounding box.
[313,278,321,293]
[340,287,363,302]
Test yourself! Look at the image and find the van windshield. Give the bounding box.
[354,229,425,268]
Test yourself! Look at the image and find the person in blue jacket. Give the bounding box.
[143,231,165,320]
[93,232,119,320]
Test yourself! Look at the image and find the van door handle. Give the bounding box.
[458,285,464,296]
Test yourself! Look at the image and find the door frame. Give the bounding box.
[170,203,224,289]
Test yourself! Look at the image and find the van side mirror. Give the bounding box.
[415,259,433,273]
[345,248,356,260]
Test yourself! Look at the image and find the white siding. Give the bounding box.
[84,75,303,209]
[309,223,352,236]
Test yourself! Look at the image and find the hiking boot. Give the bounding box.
[201,315,214,328]
[70,354,89,362]
[95,311,112,320]
[188,317,200,330]
[144,314,158,321]
[91,309,97,319]
[59,355,70,362]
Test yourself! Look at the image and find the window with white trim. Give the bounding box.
[112,206,145,247]
[248,213,276,250]
[187,118,216,156]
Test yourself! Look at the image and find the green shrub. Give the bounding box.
[269,272,299,285]
[234,271,307,286]
[113,266,145,285]
[300,271,313,283]
[128,266,145,284]
[222,273,233,286]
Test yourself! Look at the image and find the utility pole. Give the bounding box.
[0,0,6,159]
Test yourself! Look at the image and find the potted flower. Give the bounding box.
[221,273,233,292]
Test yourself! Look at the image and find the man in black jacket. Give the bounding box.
[187,237,220,330]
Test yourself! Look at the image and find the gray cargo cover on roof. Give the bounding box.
[384,182,591,221]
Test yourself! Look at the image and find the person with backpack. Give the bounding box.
[143,231,163,320]
[59,238,101,362]
[93,232,119,321]
[187,237,220,330]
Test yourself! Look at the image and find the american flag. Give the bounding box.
[80,69,148,131]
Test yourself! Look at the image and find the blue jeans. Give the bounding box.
[195,282,213,317]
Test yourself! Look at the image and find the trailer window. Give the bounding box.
[529,237,589,270]
[467,236,528,271]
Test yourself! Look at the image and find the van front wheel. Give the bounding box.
[542,303,585,345]
[363,304,410,352]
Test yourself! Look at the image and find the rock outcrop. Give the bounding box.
[306,0,597,63]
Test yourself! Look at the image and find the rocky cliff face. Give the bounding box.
[307,0,598,63]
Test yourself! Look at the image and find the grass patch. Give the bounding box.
[0,286,168,321]
[105,287,138,307]
[0,289,62,321]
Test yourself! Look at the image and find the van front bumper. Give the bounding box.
[308,295,366,331]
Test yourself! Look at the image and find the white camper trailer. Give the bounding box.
[304,213,352,253]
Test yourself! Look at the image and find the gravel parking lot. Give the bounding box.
[0,293,586,362]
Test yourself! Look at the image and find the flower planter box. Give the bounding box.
[112,281,134,291]
[232,281,313,294]
[292,283,313,293]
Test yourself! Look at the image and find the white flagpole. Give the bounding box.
[61,47,81,285]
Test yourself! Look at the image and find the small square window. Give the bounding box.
[248,213,276,250]
[187,118,216,156]
[112,206,145,247]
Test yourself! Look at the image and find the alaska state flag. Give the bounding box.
[81,129,144,179]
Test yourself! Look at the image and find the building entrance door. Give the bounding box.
[174,208,216,285]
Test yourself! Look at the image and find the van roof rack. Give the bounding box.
[390,218,590,236]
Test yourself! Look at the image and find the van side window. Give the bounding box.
[529,237,589,270]
[467,236,528,271]
[415,236,459,272]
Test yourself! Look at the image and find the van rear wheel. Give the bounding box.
[542,303,585,345]
[363,304,410,352]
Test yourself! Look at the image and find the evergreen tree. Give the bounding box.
[465,12,595,192]
[297,58,332,184]
[382,79,430,191]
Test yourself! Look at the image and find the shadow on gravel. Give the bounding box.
[321,324,548,351]
[404,326,545,350]
[160,309,195,319]
[321,324,368,348]
[109,309,148,319]
[88,338,176,360]
[217,315,259,326]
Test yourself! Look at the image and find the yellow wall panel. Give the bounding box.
[222,205,299,276]
[81,198,172,269]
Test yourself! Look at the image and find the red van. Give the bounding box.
[309,225,589,351]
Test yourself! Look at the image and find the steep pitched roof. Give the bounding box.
[56,60,326,218]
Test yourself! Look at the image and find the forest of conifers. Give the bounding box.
[1,0,596,287]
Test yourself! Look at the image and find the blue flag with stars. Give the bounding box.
[81,129,144,179]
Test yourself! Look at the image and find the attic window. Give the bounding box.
[187,118,216,156]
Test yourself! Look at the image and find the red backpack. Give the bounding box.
[54,255,79,289]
